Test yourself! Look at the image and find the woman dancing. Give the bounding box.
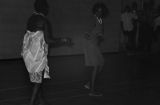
[21,0,72,105]
[83,2,109,96]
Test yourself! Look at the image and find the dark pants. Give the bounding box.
[138,23,153,52]
[123,30,136,51]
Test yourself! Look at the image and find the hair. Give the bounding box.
[92,2,109,18]
[124,5,131,12]
[34,0,49,16]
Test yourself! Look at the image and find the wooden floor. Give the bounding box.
[1,52,160,105]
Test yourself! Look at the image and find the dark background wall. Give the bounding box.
[0,0,121,59]
[0,0,32,59]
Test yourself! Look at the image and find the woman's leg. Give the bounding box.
[29,83,41,105]
[84,66,103,96]
[98,63,104,73]
[88,66,103,96]
[84,67,97,90]
[37,70,50,105]
[38,82,50,105]
[84,66,92,89]
[90,66,98,93]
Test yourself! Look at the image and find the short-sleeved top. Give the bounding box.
[121,12,137,31]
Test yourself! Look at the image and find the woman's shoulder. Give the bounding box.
[28,13,46,22]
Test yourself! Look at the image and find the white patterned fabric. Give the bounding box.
[21,30,50,83]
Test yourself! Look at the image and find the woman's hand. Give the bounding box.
[97,35,104,46]
[61,37,74,47]
[48,37,74,48]
[44,43,48,55]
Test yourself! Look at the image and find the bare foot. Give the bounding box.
[84,82,90,89]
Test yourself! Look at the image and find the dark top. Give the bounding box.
[27,13,46,32]
[26,13,65,47]
[26,13,54,44]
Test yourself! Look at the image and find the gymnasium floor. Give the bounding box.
[1,52,160,105]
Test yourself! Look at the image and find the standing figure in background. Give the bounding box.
[152,5,160,54]
[138,2,154,54]
[121,5,138,55]
[21,0,72,105]
[83,2,108,96]
[131,2,139,52]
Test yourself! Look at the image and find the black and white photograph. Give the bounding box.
[0,0,160,105]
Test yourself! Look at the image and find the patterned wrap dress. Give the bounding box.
[21,30,50,83]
